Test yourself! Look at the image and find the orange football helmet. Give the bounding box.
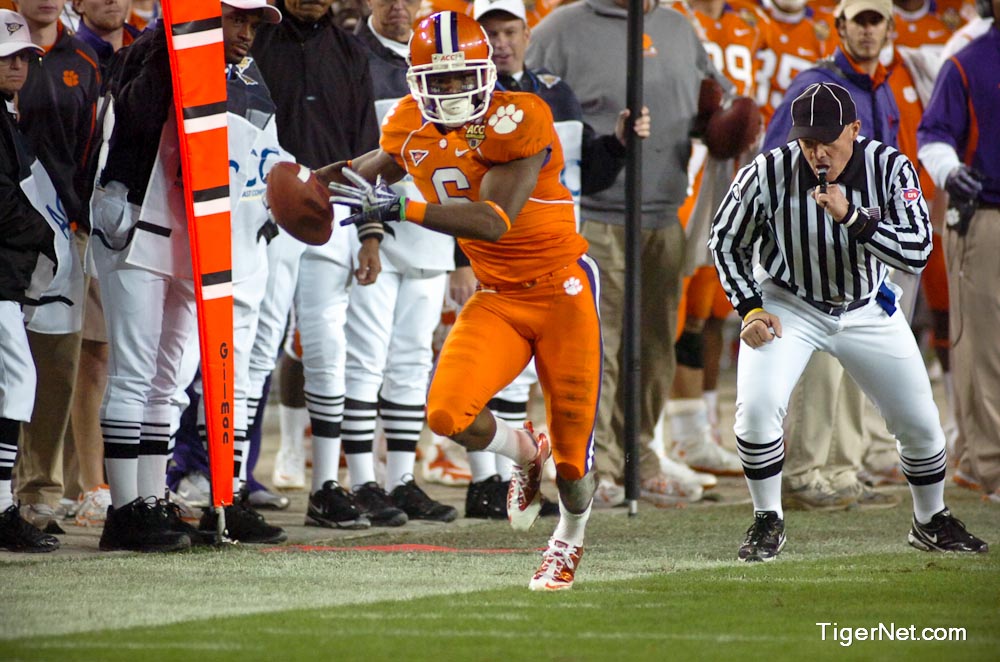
[407,11,497,126]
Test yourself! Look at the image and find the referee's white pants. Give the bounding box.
[247,231,306,401]
[735,279,945,462]
[96,248,197,426]
[344,267,446,404]
[0,302,35,422]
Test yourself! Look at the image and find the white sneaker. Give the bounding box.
[659,454,717,490]
[176,472,212,506]
[670,434,743,476]
[74,484,112,527]
[640,473,703,507]
[272,448,306,490]
[592,478,625,509]
[422,443,472,487]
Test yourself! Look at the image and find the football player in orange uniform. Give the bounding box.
[664,0,771,477]
[323,11,601,591]
[756,0,829,125]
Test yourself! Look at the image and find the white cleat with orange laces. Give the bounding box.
[529,539,583,591]
[507,421,551,531]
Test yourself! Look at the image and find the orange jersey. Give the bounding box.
[380,92,585,286]
[673,1,772,96]
[887,50,936,199]
[935,0,978,30]
[893,2,954,53]
[755,5,828,125]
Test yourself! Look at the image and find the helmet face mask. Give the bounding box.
[407,11,498,127]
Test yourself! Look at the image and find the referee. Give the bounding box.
[709,83,988,562]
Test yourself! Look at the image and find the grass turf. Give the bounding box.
[2,490,998,661]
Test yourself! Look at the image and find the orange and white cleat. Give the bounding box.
[529,539,583,591]
[507,421,551,531]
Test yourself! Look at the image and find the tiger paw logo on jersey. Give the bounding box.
[465,122,486,149]
[488,104,524,135]
[63,70,80,87]
[563,276,583,296]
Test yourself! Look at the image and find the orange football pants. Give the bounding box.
[427,258,602,481]
[675,264,732,337]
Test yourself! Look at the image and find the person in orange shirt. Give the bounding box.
[663,0,770,478]
[756,0,829,124]
[325,11,601,591]
[418,0,556,25]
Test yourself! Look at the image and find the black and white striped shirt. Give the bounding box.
[709,137,931,318]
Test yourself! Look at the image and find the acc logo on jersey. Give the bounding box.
[409,149,429,166]
[901,188,922,205]
[465,123,486,149]
[488,104,524,135]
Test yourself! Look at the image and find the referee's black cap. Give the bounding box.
[787,83,857,144]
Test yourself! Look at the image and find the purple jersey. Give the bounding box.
[918,27,1000,205]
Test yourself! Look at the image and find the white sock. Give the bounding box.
[137,420,170,499]
[910,480,946,524]
[703,390,719,428]
[386,451,415,491]
[667,398,708,446]
[279,405,310,455]
[0,422,18,511]
[0,480,12,512]
[746,474,784,519]
[103,419,140,508]
[467,450,498,483]
[553,501,592,547]
[495,454,514,481]
[312,435,342,491]
[346,452,376,488]
[483,418,534,465]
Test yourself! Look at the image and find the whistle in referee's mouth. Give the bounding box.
[817,166,828,193]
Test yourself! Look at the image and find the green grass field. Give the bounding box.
[3,486,997,662]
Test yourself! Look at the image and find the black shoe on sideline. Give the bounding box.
[465,475,507,519]
[738,511,785,563]
[156,499,216,546]
[353,482,408,527]
[0,504,60,553]
[390,476,458,523]
[908,508,989,553]
[99,497,191,553]
[305,481,370,530]
[199,495,287,544]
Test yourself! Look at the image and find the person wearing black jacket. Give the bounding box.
[0,8,60,553]
[13,0,103,535]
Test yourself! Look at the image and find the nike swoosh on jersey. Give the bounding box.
[455,148,470,157]
[734,28,751,36]
[927,30,948,39]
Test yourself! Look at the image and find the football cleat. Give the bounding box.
[390,476,458,522]
[305,480,370,530]
[465,475,507,519]
[74,484,112,527]
[353,482,408,527]
[908,508,988,554]
[738,511,785,562]
[529,539,583,591]
[422,443,472,487]
[507,421,550,531]
[0,505,60,553]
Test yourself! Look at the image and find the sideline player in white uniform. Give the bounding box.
[91,0,284,552]
[710,83,988,561]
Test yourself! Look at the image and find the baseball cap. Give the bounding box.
[787,82,858,143]
[0,10,44,58]
[473,0,527,22]
[222,0,282,24]
[834,0,892,20]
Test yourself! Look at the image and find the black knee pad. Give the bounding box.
[674,331,705,369]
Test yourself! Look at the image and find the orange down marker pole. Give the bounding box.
[161,0,235,535]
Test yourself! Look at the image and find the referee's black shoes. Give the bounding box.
[908,508,989,554]
[738,511,786,562]
[99,497,190,553]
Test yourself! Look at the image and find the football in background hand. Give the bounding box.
[703,96,762,160]
[265,162,333,246]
